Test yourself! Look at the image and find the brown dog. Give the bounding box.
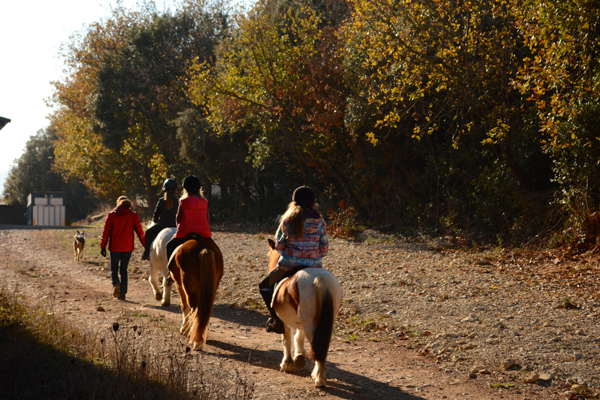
[73,230,85,262]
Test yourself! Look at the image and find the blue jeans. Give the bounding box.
[110,251,132,295]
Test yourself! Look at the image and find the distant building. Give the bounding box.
[0,116,10,131]
[27,192,66,226]
[0,204,26,225]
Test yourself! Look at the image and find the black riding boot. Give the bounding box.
[260,288,285,334]
[143,224,165,260]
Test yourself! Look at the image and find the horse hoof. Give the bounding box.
[280,360,294,373]
[314,378,327,388]
[155,292,163,301]
[294,355,306,369]
[161,301,170,307]
[181,324,191,336]
[192,342,204,351]
[312,369,327,388]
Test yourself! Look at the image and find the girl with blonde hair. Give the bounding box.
[258,186,329,333]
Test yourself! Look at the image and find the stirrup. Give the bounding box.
[266,317,285,334]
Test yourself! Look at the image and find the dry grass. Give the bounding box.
[0,288,254,400]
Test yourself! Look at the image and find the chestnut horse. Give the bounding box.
[266,239,342,387]
[168,238,223,351]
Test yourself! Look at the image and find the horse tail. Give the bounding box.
[189,248,217,345]
[310,276,335,363]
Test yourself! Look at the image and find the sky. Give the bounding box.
[0,0,252,194]
[0,0,143,191]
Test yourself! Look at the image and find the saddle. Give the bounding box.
[167,233,216,271]
[184,232,206,242]
[271,277,291,308]
[271,266,310,308]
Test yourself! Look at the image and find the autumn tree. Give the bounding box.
[50,4,145,202]
[89,5,228,209]
[190,0,382,219]
[51,1,228,210]
[335,0,559,234]
[3,127,99,223]
[512,0,600,243]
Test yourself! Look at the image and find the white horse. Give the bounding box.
[148,226,177,307]
[266,239,343,387]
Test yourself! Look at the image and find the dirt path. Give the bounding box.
[0,225,570,399]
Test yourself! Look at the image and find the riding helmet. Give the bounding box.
[183,175,201,191]
[162,178,177,191]
[292,186,315,208]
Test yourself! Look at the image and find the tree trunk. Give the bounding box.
[202,174,212,203]
[325,161,370,222]
[143,163,156,214]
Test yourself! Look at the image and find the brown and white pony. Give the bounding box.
[168,238,223,351]
[266,239,342,387]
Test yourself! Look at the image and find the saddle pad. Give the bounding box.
[271,277,291,308]
[167,238,220,271]
[167,244,185,271]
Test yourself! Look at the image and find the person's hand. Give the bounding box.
[101,248,107,257]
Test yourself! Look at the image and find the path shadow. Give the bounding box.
[82,260,103,267]
[205,339,424,400]
[141,303,182,314]
[0,322,178,399]
[207,305,427,399]
[212,303,267,328]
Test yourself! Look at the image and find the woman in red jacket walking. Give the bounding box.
[100,196,145,301]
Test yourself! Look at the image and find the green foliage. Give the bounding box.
[2,127,99,224]
[38,0,600,244]
[512,0,600,143]
[174,108,297,222]
[50,3,139,203]
[343,0,529,145]
[547,102,600,246]
[51,1,228,210]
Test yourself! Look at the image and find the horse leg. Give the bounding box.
[173,276,191,335]
[185,291,204,351]
[293,329,306,368]
[160,273,172,307]
[179,288,191,336]
[280,326,294,373]
[148,260,162,301]
[305,315,328,386]
[180,305,191,335]
[311,361,327,388]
